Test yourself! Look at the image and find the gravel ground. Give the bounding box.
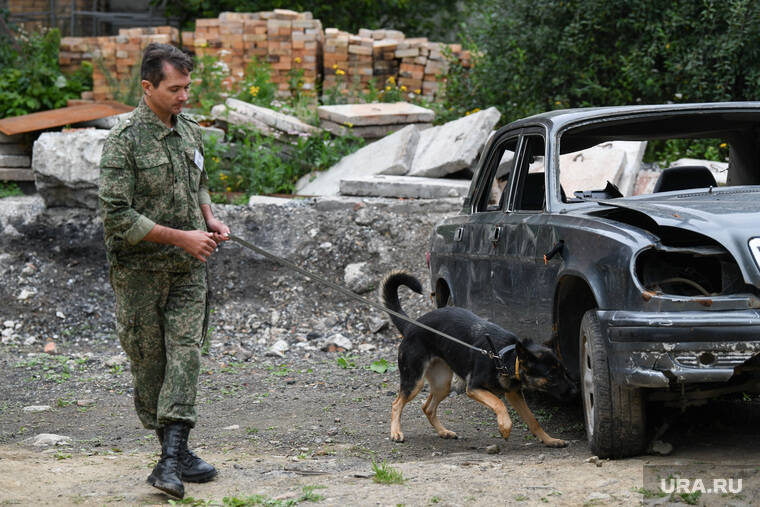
[1,195,759,506]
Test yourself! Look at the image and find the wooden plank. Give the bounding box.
[0,168,35,181]
[0,102,134,136]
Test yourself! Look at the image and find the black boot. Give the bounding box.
[147,423,185,498]
[155,427,217,483]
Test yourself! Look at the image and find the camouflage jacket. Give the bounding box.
[99,98,212,272]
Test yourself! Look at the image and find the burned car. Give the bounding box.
[427,103,760,458]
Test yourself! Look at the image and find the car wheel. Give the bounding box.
[580,310,646,458]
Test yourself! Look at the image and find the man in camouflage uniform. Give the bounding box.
[99,42,228,499]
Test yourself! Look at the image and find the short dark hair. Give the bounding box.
[141,43,194,87]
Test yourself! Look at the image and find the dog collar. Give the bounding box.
[497,344,520,379]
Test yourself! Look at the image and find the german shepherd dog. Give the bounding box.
[382,271,577,447]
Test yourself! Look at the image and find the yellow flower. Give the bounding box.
[385,85,392,91]
[294,57,301,64]
[219,173,227,181]
[665,43,670,49]
[400,85,407,91]
[465,111,471,116]
[388,76,395,84]
[414,89,421,94]
[226,186,232,192]
[336,68,345,76]
[720,142,727,148]
[471,108,480,114]
[249,85,260,96]
[346,122,353,128]
[555,100,562,106]
[332,63,338,69]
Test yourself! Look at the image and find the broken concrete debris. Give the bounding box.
[296,124,420,196]
[212,97,322,139]
[317,101,434,139]
[340,175,470,199]
[32,129,108,209]
[0,132,34,182]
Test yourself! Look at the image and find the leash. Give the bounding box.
[227,233,499,360]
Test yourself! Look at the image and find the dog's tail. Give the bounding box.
[380,270,423,336]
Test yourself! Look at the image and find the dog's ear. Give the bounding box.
[515,340,544,360]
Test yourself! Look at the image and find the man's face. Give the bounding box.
[144,61,191,118]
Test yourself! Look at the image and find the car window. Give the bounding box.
[558,137,730,203]
[513,135,546,211]
[474,136,519,212]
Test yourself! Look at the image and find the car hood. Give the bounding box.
[598,187,760,286]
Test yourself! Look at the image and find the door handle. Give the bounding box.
[454,227,464,242]
[489,226,502,243]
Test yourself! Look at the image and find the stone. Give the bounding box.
[43,341,56,354]
[25,433,72,447]
[649,439,673,456]
[247,195,293,205]
[585,492,611,503]
[612,141,648,196]
[32,129,109,209]
[0,154,30,167]
[344,261,374,293]
[71,111,131,130]
[211,104,279,138]
[407,107,501,177]
[296,125,420,196]
[200,126,225,144]
[219,98,322,137]
[340,174,470,199]
[485,444,500,454]
[104,355,127,367]
[17,289,36,301]
[22,405,52,413]
[325,333,353,351]
[319,119,431,140]
[318,101,434,127]
[266,339,290,357]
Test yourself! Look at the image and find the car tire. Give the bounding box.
[579,310,646,458]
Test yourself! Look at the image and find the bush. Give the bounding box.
[0,25,92,118]
[449,0,760,123]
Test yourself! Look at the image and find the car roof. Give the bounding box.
[501,102,760,133]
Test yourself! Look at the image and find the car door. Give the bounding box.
[459,132,521,318]
[490,131,556,342]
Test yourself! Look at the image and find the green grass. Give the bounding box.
[168,485,326,506]
[372,460,405,485]
[0,182,23,199]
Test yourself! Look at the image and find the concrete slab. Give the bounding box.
[633,168,661,196]
[220,98,321,136]
[339,174,470,199]
[247,195,294,206]
[211,104,280,138]
[0,155,30,168]
[407,107,501,177]
[558,143,627,197]
[296,125,420,196]
[0,168,35,181]
[613,141,648,196]
[318,102,434,126]
[320,118,431,139]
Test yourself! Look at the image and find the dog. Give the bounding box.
[382,271,577,447]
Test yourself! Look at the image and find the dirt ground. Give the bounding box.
[1,197,760,506]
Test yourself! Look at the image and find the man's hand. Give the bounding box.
[178,230,218,262]
[205,217,230,244]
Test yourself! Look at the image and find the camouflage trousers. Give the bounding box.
[109,265,209,429]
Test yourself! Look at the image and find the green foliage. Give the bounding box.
[190,54,229,114]
[371,460,406,484]
[0,182,23,198]
[336,354,357,369]
[0,27,92,118]
[233,58,277,107]
[444,0,760,159]
[153,0,469,42]
[643,138,728,166]
[368,359,397,374]
[95,55,142,106]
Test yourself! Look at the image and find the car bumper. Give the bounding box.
[596,310,760,388]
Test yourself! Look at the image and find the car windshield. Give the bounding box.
[557,112,760,203]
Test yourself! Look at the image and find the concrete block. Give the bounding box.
[221,98,322,137]
[318,102,434,127]
[319,118,431,140]
[0,155,31,168]
[296,125,420,196]
[32,129,109,209]
[339,174,470,199]
[613,141,648,195]
[408,107,501,177]
[558,143,627,198]
[72,111,132,130]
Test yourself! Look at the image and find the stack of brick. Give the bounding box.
[421,42,450,98]
[59,36,97,75]
[360,28,405,87]
[396,38,428,96]
[291,12,323,95]
[346,34,374,94]
[323,28,350,93]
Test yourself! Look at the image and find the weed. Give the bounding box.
[514,494,529,501]
[54,451,72,460]
[0,182,23,198]
[371,460,405,485]
[429,497,441,504]
[269,364,290,377]
[109,364,123,376]
[246,427,259,435]
[56,397,74,408]
[678,491,702,505]
[634,487,665,499]
[336,355,357,369]
[368,358,396,374]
